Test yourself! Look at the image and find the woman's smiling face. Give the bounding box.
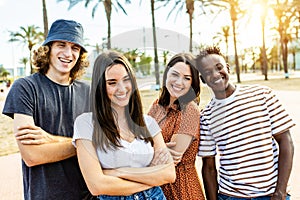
[105,64,132,109]
[165,62,192,104]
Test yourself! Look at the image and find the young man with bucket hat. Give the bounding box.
[3,19,95,199]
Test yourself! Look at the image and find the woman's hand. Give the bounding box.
[166,141,183,165]
[150,147,171,166]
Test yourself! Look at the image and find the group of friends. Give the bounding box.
[2,19,295,200]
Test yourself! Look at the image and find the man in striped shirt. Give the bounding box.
[196,46,295,200]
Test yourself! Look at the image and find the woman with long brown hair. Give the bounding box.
[73,50,176,200]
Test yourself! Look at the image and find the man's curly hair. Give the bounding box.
[32,43,89,81]
[196,46,225,62]
[195,46,226,73]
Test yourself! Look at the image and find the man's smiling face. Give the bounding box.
[199,54,230,94]
[48,41,81,75]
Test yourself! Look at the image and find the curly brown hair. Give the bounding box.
[32,42,89,81]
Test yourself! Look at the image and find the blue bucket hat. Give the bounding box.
[42,19,87,52]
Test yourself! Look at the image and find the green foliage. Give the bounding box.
[162,50,169,66]
[9,25,44,50]
[124,49,139,71]
[8,25,44,74]
[138,53,152,75]
[58,0,131,49]
[0,67,10,80]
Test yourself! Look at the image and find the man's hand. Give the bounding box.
[15,124,57,145]
[271,191,286,200]
[166,141,183,165]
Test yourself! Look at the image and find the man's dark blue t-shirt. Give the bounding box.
[2,73,91,200]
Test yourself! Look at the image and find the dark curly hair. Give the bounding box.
[32,42,89,81]
[196,46,225,70]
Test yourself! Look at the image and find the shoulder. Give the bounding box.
[12,73,40,86]
[8,73,45,95]
[148,99,160,109]
[183,101,200,115]
[143,114,156,125]
[72,80,90,89]
[237,84,274,101]
[73,112,93,143]
[143,114,161,136]
[239,84,272,94]
[147,98,162,115]
[75,112,92,123]
[74,113,93,132]
[185,101,200,111]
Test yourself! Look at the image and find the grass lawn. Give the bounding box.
[0,76,299,156]
[236,77,300,91]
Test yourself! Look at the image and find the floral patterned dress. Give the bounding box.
[148,99,205,200]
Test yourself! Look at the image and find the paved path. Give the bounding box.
[0,153,23,200]
[276,90,300,199]
[0,90,299,199]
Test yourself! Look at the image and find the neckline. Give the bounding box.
[213,85,239,103]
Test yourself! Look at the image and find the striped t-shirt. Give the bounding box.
[198,84,295,197]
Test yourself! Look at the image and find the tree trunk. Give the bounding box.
[29,51,34,74]
[292,51,296,71]
[151,0,160,87]
[188,11,193,52]
[281,38,289,78]
[104,0,112,49]
[282,40,289,78]
[42,0,48,39]
[186,0,194,52]
[232,18,240,83]
[262,20,268,80]
[225,37,229,63]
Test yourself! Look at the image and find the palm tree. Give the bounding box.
[58,0,131,49]
[162,50,170,66]
[19,57,29,73]
[229,0,241,83]
[124,49,139,71]
[9,25,44,74]
[270,44,280,71]
[289,43,299,71]
[159,0,196,52]
[258,0,269,80]
[272,0,300,78]
[213,25,230,62]
[0,67,10,81]
[138,53,152,76]
[151,0,160,87]
[42,0,49,39]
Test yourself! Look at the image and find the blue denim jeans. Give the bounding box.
[218,193,291,200]
[97,186,166,200]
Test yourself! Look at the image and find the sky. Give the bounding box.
[0,0,264,70]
